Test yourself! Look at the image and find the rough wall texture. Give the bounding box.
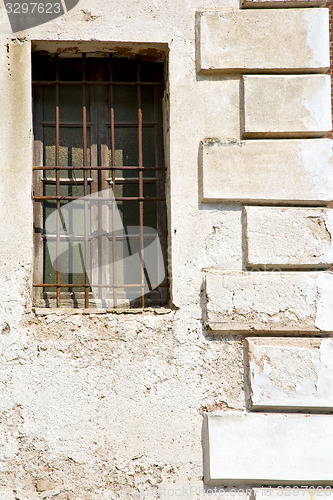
[0,310,244,498]
[0,1,246,498]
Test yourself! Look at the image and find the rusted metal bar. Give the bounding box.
[34,283,168,288]
[34,166,166,171]
[43,233,156,241]
[33,80,163,86]
[109,55,118,307]
[55,54,61,307]
[137,57,146,308]
[41,122,93,127]
[42,178,93,184]
[111,123,158,127]
[33,196,164,201]
[106,177,157,184]
[82,53,90,308]
[41,121,157,127]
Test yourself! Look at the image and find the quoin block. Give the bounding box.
[244,207,333,268]
[201,139,333,204]
[245,338,333,410]
[197,9,329,73]
[242,75,332,137]
[204,271,333,334]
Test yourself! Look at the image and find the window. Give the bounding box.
[32,51,168,309]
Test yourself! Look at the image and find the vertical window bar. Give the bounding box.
[33,86,44,305]
[137,57,145,308]
[82,53,89,308]
[55,54,61,307]
[109,55,118,308]
[154,84,164,298]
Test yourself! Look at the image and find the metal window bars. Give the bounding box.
[32,52,168,309]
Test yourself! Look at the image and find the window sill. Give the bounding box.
[32,307,173,316]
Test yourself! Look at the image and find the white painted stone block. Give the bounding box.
[201,139,333,204]
[246,338,333,410]
[242,0,326,7]
[205,271,333,334]
[197,9,329,73]
[243,75,332,137]
[244,207,333,268]
[204,412,333,485]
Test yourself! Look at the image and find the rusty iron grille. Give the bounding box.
[32,52,168,309]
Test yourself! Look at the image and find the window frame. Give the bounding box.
[32,50,169,309]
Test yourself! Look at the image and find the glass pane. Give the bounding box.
[32,53,55,81]
[43,86,55,121]
[143,199,157,229]
[44,127,55,166]
[112,58,137,82]
[113,86,137,123]
[43,196,86,233]
[141,61,164,83]
[59,58,83,82]
[43,127,91,168]
[114,182,138,200]
[114,127,138,168]
[116,200,139,228]
[143,127,155,167]
[44,239,87,291]
[143,182,156,199]
[141,86,154,122]
[43,85,91,123]
[120,238,142,285]
[59,85,91,122]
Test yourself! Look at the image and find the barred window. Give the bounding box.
[32,52,168,309]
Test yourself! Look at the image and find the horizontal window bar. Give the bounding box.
[33,80,163,86]
[42,178,93,184]
[107,177,157,184]
[41,122,93,127]
[41,122,157,128]
[43,177,157,184]
[34,283,168,288]
[33,166,166,171]
[112,123,157,127]
[33,196,165,201]
[42,234,156,240]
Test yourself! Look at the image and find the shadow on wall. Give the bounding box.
[5,0,80,32]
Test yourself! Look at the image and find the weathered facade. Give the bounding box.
[0,0,333,498]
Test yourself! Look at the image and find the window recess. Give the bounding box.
[32,51,168,309]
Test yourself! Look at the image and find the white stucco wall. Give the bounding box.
[0,1,245,497]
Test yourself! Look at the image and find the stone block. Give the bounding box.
[244,207,333,268]
[245,338,333,410]
[197,9,329,73]
[200,139,333,204]
[204,412,333,485]
[204,271,333,334]
[243,75,332,137]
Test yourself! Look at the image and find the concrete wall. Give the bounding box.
[0,0,332,497]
